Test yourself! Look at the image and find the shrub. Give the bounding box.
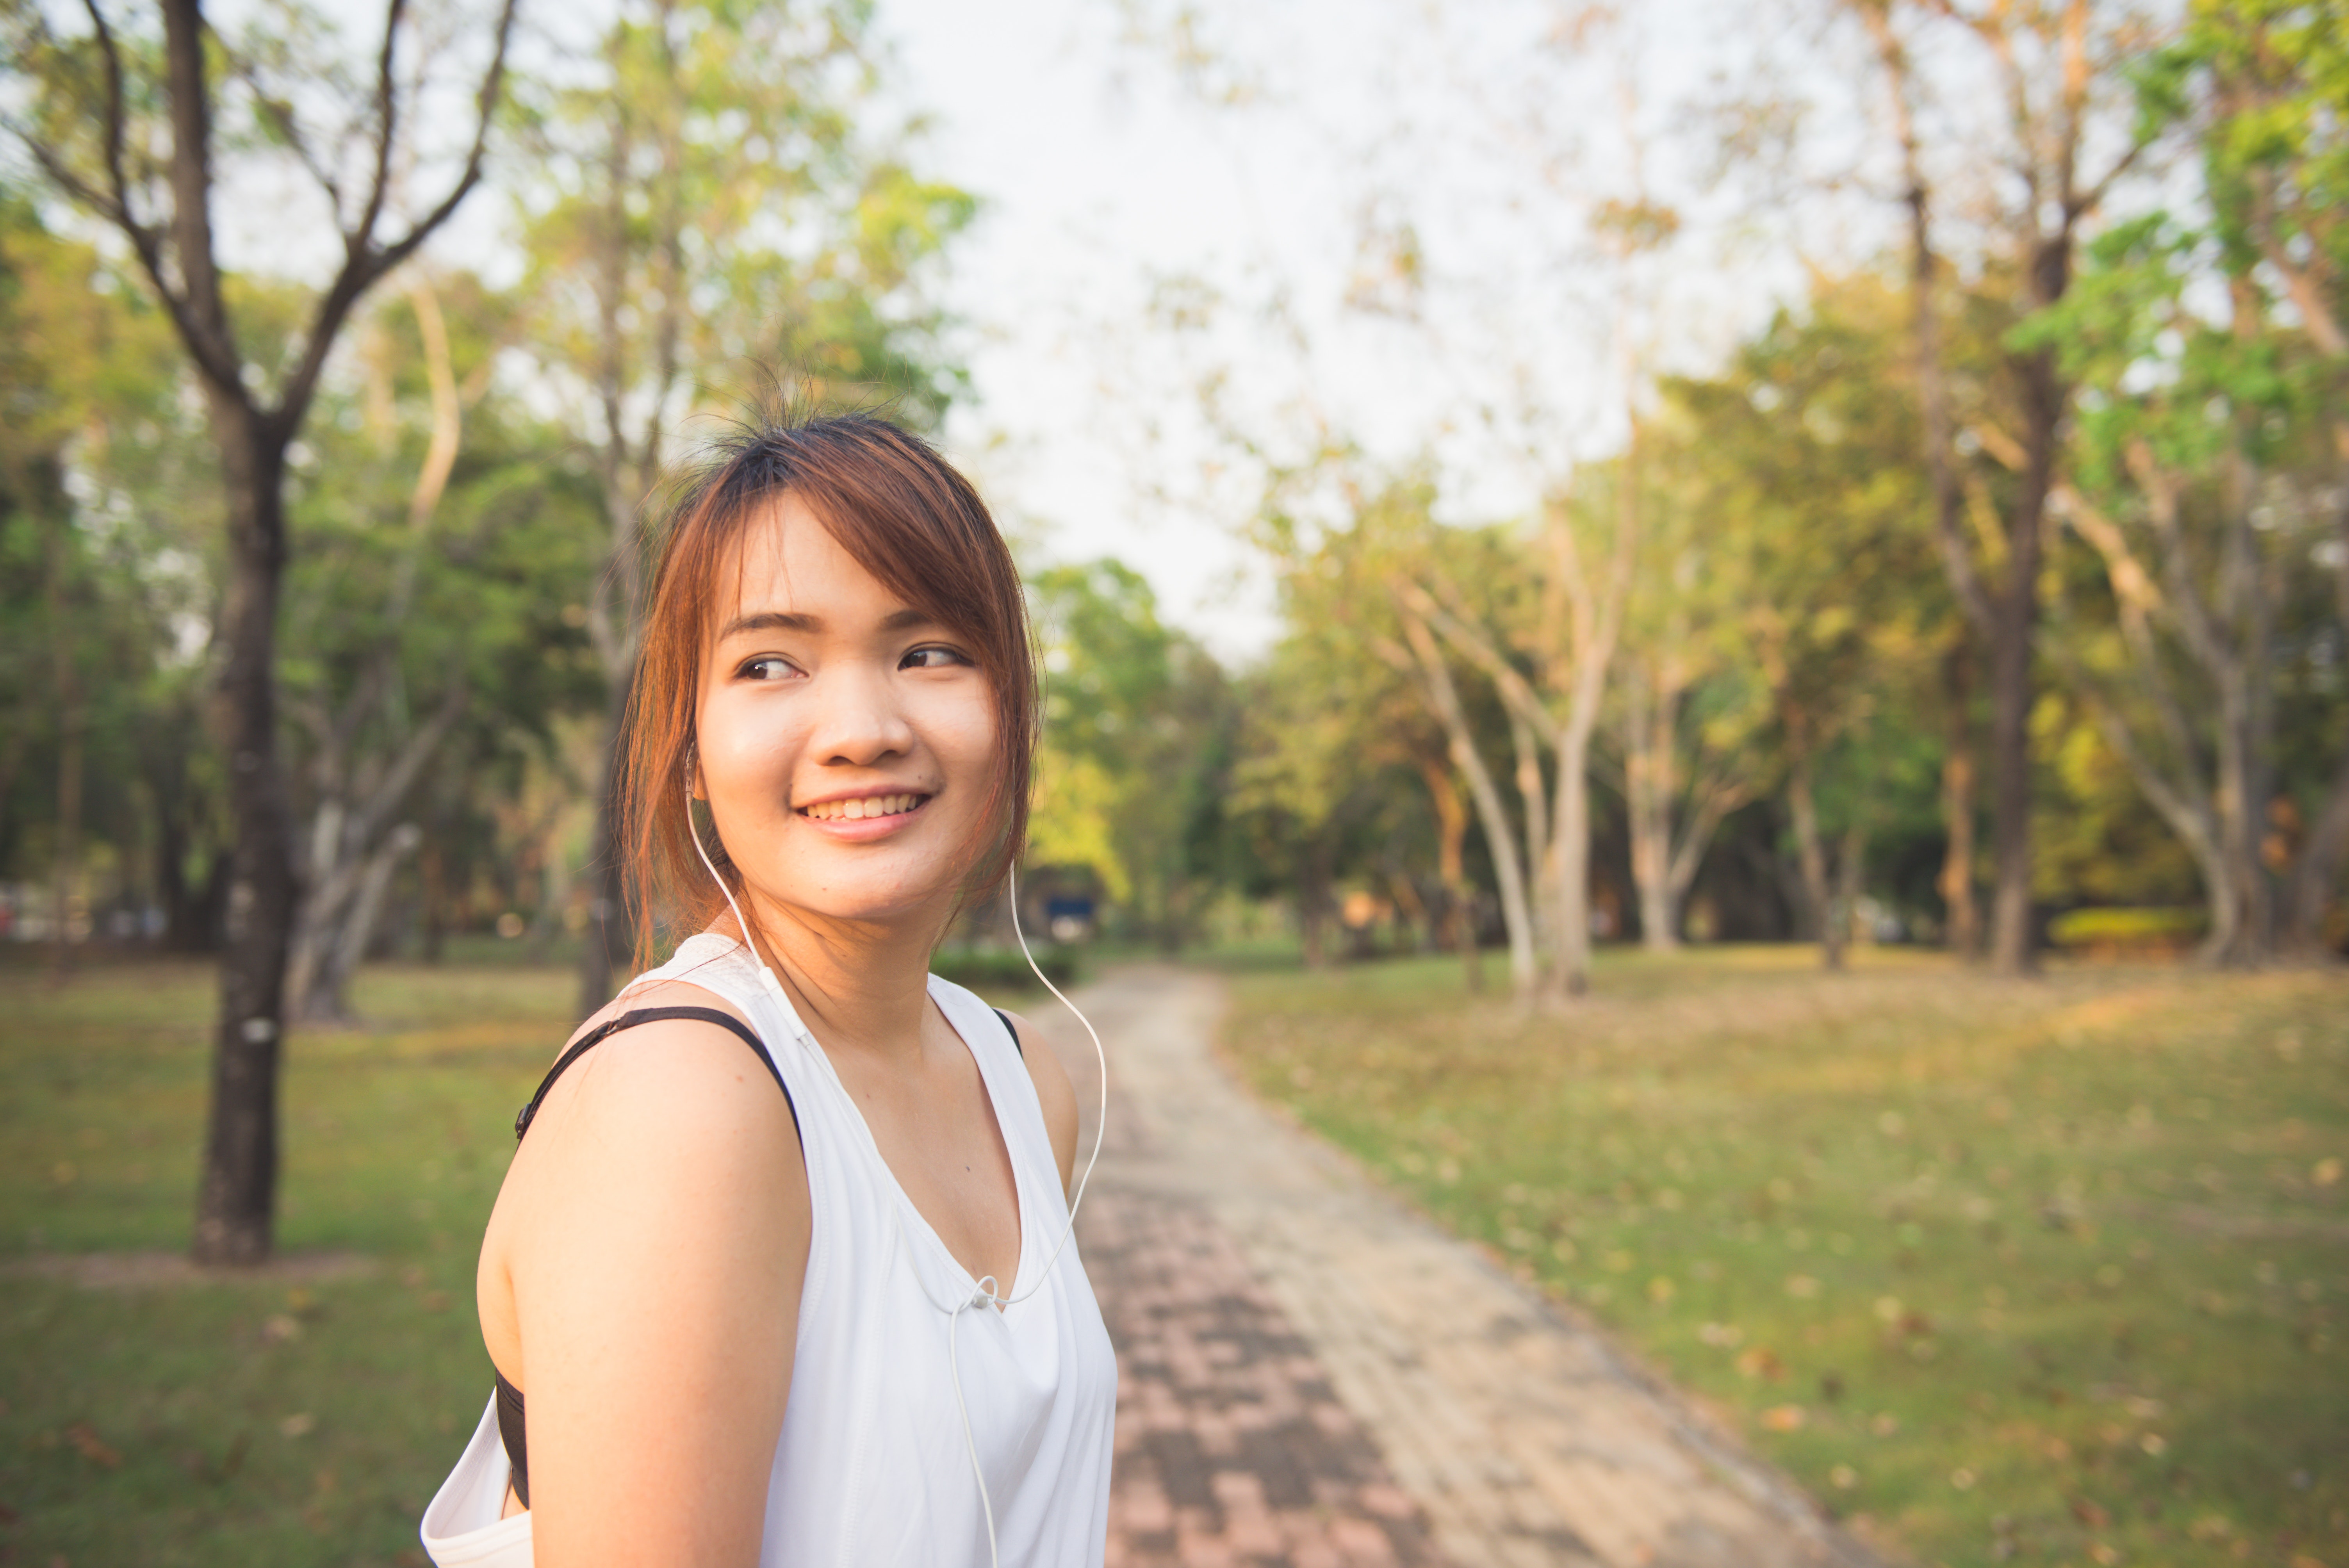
[929,945,1083,995]
[2046,905,2207,953]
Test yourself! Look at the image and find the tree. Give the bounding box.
[511,0,974,1014]
[1856,0,2163,974]
[2021,0,2349,964]
[2150,0,2349,955]
[0,196,190,970]
[1610,406,1768,950]
[1671,274,1948,967]
[1241,477,1526,979]
[280,273,604,1016]
[1397,455,1639,1002]
[1025,560,1233,949]
[281,278,471,1019]
[5,0,517,1262]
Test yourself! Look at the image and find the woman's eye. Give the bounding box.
[901,645,972,670]
[740,656,800,681]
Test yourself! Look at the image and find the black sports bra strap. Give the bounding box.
[992,1006,1023,1058]
[514,1006,797,1142]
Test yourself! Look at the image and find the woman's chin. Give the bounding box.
[753,875,964,935]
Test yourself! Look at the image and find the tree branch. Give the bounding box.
[81,0,135,229]
[2125,439,2229,675]
[353,0,410,259]
[217,41,344,214]
[1861,2,1996,640]
[2262,240,2347,356]
[271,0,517,437]
[1399,578,1560,744]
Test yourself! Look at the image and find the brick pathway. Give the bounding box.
[1032,966,1884,1568]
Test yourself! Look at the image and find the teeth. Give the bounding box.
[804,793,922,821]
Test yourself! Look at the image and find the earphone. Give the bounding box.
[685,785,1110,1568]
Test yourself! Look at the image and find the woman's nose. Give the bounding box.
[807,660,916,766]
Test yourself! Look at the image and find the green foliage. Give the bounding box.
[0,194,226,905]
[1232,474,1513,941]
[1662,272,1960,930]
[1026,560,1236,941]
[510,0,972,427]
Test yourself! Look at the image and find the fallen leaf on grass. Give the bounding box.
[63,1424,120,1470]
[280,1413,315,1439]
[1762,1404,1806,1431]
[2070,1497,2111,1529]
[1735,1346,1785,1380]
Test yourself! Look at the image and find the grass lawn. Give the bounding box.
[1,959,576,1568]
[1219,946,2349,1568]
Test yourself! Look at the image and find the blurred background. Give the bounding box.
[1,0,2345,1564]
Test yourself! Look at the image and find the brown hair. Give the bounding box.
[617,413,1036,969]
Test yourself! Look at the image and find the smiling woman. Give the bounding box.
[420,415,1115,1568]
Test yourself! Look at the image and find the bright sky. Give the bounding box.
[872,0,1889,661]
[53,0,1910,663]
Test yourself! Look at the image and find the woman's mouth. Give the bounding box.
[797,792,931,823]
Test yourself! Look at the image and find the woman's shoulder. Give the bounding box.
[555,933,762,1055]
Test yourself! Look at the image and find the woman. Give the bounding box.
[421,415,1117,1567]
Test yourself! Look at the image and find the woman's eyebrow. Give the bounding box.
[718,609,819,639]
[716,606,933,640]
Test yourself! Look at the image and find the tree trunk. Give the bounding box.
[194,409,298,1267]
[1985,599,2036,976]
[1623,658,1681,953]
[45,511,84,982]
[1787,740,1841,970]
[310,822,420,1013]
[576,676,637,1017]
[1986,341,2062,976]
[2294,430,2349,956]
[1834,819,1868,957]
[1992,375,2048,971]
[1394,607,1537,1004]
[1509,713,1553,962]
[1549,713,1597,999]
[1298,833,1336,969]
[1939,635,1980,959]
[2287,753,2349,957]
[1417,758,1483,992]
[2212,391,2276,967]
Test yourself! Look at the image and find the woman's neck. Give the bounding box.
[720,899,944,1067]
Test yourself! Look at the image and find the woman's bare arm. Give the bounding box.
[485,1005,809,1566]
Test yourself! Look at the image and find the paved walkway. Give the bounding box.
[1030,966,1885,1568]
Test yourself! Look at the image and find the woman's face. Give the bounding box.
[693,494,998,931]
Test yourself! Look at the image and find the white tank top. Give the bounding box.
[420,933,1118,1567]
